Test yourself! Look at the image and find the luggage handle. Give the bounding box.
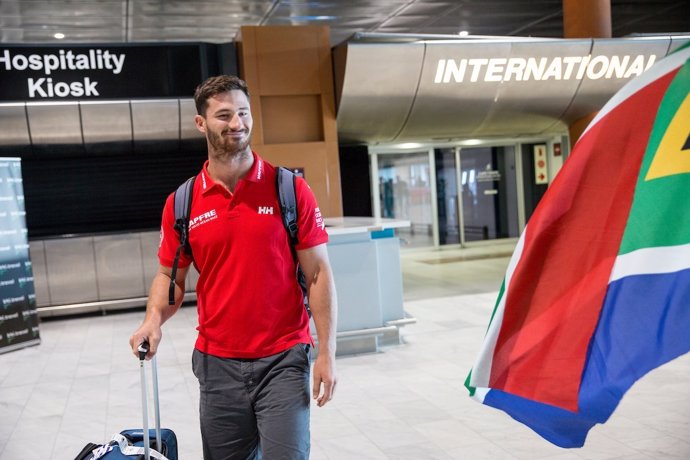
[138,341,162,460]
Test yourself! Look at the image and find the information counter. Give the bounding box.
[323,217,414,355]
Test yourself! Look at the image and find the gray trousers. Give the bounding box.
[192,344,311,460]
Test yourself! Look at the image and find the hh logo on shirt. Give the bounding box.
[258,206,274,215]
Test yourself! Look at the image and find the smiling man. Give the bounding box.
[129,75,338,460]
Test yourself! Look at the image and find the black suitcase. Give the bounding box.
[75,342,178,460]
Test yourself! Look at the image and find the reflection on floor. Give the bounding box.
[1,242,689,459]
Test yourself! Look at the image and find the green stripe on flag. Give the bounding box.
[619,56,690,254]
[465,278,506,394]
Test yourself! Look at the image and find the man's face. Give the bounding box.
[195,89,253,156]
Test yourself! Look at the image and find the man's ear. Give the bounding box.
[194,115,206,134]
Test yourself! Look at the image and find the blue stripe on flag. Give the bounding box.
[481,268,690,448]
[483,389,594,448]
[578,267,690,422]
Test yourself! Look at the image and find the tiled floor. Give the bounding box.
[1,242,689,459]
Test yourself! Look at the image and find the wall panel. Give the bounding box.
[237,25,342,217]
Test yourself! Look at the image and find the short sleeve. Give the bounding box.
[294,176,329,250]
[157,192,193,268]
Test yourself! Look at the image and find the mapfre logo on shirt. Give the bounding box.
[189,209,218,230]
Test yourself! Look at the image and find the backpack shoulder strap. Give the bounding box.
[276,167,311,317]
[169,175,195,306]
[173,176,195,252]
[276,167,298,245]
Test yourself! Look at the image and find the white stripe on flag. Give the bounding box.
[469,227,526,388]
[610,243,690,282]
[471,386,490,403]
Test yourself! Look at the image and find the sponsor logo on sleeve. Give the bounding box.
[314,207,325,231]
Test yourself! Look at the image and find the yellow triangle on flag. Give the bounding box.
[645,92,690,181]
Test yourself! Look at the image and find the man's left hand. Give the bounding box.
[312,352,337,407]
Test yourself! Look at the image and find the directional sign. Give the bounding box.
[534,144,548,184]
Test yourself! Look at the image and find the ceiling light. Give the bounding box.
[460,139,483,146]
[54,33,65,39]
[289,15,336,21]
[397,142,424,149]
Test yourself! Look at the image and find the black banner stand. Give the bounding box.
[0,158,40,354]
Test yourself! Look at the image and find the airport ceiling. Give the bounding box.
[0,0,688,46]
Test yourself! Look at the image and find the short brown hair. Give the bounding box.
[194,75,250,116]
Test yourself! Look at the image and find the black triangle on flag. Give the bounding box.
[683,131,690,151]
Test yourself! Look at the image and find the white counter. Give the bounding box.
[324,216,411,235]
[320,217,413,355]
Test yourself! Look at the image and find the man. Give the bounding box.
[129,75,337,459]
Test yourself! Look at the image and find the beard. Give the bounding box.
[207,126,252,160]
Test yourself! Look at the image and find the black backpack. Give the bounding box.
[167,167,310,317]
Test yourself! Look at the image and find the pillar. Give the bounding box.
[563,0,611,39]
[563,0,612,146]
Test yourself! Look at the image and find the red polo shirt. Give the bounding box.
[158,153,328,358]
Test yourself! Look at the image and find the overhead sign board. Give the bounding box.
[0,43,235,101]
[433,54,656,84]
[334,35,687,143]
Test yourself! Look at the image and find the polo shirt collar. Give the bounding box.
[199,152,265,195]
[243,152,265,184]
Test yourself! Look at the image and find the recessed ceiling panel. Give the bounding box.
[334,42,426,144]
[562,36,672,124]
[0,0,686,46]
[474,38,592,136]
[399,39,514,140]
[0,103,30,150]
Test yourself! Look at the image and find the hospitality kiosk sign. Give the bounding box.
[0,158,39,354]
[0,44,213,101]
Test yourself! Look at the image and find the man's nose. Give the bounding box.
[229,114,243,130]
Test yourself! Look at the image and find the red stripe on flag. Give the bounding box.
[489,70,678,412]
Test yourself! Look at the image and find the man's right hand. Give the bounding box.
[129,323,162,360]
[130,265,187,360]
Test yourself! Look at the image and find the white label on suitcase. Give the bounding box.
[109,433,169,460]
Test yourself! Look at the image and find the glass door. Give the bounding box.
[377,151,434,248]
[459,146,519,242]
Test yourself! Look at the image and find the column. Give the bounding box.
[563,0,612,146]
